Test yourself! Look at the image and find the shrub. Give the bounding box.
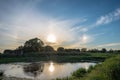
[87,65,95,73]
[72,68,87,77]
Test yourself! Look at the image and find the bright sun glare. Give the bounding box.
[49,62,55,72]
[83,36,87,41]
[47,34,56,43]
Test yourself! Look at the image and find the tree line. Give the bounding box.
[2,38,120,55]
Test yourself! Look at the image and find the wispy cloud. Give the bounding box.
[0,10,87,50]
[0,0,120,50]
[62,34,95,49]
[97,43,120,47]
[73,8,120,34]
[70,26,88,33]
[96,8,120,25]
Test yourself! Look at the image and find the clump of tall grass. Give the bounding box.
[84,55,120,80]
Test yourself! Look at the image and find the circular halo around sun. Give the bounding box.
[47,34,56,43]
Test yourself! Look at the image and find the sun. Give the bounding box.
[83,35,87,41]
[47,34,56,43]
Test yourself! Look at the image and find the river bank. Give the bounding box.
[0,53,117,64]
[57,55,120,80]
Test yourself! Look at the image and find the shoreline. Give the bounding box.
[0,53,118,64]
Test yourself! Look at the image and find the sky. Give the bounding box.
[0,0,120,52]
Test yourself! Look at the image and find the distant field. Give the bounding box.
[0,53,119,63]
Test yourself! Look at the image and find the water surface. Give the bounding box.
[0,62,96,80]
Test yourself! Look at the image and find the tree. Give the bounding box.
[88,49,99,53]
[3,49,13,54]
[109,49,113,53]
[101,48,107,53]
[15,45,24,55]
[57,47,64,52]
[81,48,87,52]
[23,38,44,52]
[44,46,54,52]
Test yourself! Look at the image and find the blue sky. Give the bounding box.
[0,0,120,52]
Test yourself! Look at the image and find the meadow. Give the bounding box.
[0,53,117,64]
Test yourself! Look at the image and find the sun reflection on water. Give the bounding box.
[49,62,55,72]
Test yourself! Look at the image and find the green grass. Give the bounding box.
[56,54,120,80]
[84,55,120,80]
[0,53,118,63]
[72,68,87,77]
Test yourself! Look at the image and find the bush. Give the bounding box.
[72,68,87,77]
[87,65,95,73]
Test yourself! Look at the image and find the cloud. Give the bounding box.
[97,43,120,47]
[96,8,120,25]
[70,8,120,33]
[76,8,120,34]
[69,8,120,33]
[0,0,89,50]
[0,9,87,50]
[45,8,120,49]
[70,26,88,32]
[0,0,119,50]
[62,34,94,49]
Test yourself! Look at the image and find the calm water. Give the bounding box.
[0,62,96,80]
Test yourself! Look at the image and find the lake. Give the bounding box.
[0,62,96,80]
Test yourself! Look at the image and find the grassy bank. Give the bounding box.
[57,54,120,80]
[0,53,118,64]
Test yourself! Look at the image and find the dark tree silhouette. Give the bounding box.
[44,45,54,52]
[23,38,44,52]
[88,49,99,53]
[3,49,13,54]
[3,38,55,54]
[109,49,113,53]
[81,48,87,52]
[101,48,107,53]
[57,47,64,52]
